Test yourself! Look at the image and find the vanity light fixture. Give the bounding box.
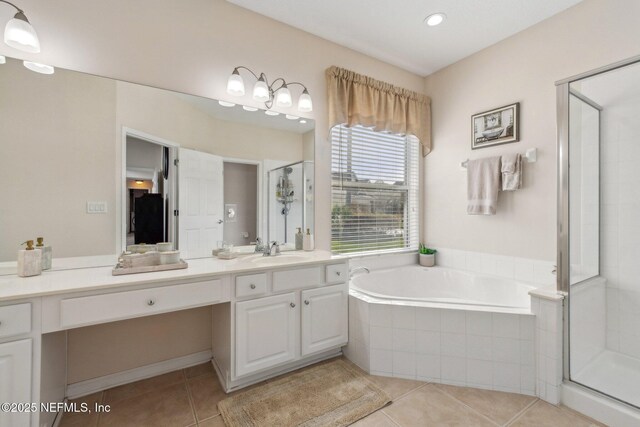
[218,100,236,107]
[226,66,313,113]
[424,12,446,27]
[1,0,40,53]
[23,60,54,74]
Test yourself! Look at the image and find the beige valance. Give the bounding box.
[326,65,431,156]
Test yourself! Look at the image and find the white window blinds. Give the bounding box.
[331,124,419,255]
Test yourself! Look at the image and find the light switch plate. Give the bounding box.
[87,201,108,214]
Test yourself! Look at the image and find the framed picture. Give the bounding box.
[471,102,519,149]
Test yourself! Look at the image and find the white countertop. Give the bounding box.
[0,251,339,302]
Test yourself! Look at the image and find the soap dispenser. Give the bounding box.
[303,228,314,251]
[17,240,42,277]
[295,227,303,250]
[36,237,52,270]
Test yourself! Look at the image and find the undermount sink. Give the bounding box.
[246,253,308,264]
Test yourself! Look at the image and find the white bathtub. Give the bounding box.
[350,265,535,313]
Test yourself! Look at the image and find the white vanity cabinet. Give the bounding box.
[0,339,32,427]
[214,260,349,391]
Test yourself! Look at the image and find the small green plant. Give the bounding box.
[419,244,437,255]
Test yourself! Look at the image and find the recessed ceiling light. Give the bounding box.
[23,61,54,74]
[242,105,258,112]
[300,119,307,124]
[285,114,299,120]
[265,110,279,116]
[218,100,236,107]
[424,13,446,27]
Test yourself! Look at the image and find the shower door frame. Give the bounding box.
[556,54,640,402]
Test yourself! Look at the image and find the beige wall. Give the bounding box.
[423,0,640,260]
[0,0,425,382]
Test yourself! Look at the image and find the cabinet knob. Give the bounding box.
[147,299,155,306]
[304,300,310,305]
[250,284,256,289]
[290,302,296,308]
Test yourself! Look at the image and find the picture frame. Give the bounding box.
[471,102,519,149]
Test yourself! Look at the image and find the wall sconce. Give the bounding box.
[1,0,40,53]
[226,66,313,113]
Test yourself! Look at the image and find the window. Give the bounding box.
[331,124,419,254]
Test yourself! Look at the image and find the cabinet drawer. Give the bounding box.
[60,280,223,328]
[326,264,347,284]
[272,266,323,293]
[236,273,267,298]
[0,303,31,339]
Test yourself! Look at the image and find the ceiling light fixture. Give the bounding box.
[1,0,40,53]
[424,12,446,27]
[242,105,258,112]
[285,114,299,120]
[218,100,235,107]
[23,60,54,74]
[264,110,279,116]
[226,66,313,113]
[299,119,307,124]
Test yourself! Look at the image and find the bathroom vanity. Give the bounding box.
[0,251,348,427]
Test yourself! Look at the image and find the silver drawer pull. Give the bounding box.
[304,300,310,305]
[290,302,296,308]
[147,299,155,306]
[250,284,256,289]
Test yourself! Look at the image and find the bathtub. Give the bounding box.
[345,264,538,395]
[350,265,535,313]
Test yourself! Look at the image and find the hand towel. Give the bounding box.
[467,156,501,215]
[501,153,522,191]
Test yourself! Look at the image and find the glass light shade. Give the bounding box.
[4,15,40,53]
[23,61,54,74]
[226,71,245,96]
[252,78,269,102]
[0,55,5,64]
[297,90,313,112]
[275,86,292,108]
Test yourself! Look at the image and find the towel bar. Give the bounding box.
[461,148,537,168]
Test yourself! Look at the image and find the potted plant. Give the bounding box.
[419,244,437,267]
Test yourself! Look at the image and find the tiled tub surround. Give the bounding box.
[345,297,537,396]
[345,249,563,404]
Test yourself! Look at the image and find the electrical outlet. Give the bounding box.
[87,201,108,214]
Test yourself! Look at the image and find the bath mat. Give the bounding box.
[218,358,391,427]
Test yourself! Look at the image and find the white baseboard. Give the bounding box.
[66,350,212,399]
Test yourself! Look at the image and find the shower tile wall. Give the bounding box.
[600,98,640,359]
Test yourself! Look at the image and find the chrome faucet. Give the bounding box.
[253,237,264,253]
[350,266,370,278]
[263,241,281,257]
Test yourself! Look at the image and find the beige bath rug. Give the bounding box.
[218,358,391,427]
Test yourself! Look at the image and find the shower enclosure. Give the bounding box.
[267,160,314,246]
[558,58,640,410]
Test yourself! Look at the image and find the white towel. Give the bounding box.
[501,153,522,191]
[467,156,501,215]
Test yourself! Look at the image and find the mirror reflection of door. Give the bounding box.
[125,135,177,248]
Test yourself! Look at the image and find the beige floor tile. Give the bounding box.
[59,392,103,427]
[509,401,604,427]
[436,384,536,425]
[384,384,496,426]
[187,373,228,421]
[198,415,227,427]
[366,375,426,400]
[351,410,398,426]
[98,382,195,427]
[185,362,214,379]
[103,370,185,404]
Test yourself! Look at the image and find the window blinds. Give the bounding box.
[331,124,419,254]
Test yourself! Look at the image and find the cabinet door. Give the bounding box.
[235,293,297,377]
[0,339,32,427]
[301,285,348,356]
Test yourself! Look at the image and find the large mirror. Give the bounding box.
[0,57,314,273]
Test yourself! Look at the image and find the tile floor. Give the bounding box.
[59,358,604,427]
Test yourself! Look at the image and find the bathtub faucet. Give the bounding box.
[349,267,370,278]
